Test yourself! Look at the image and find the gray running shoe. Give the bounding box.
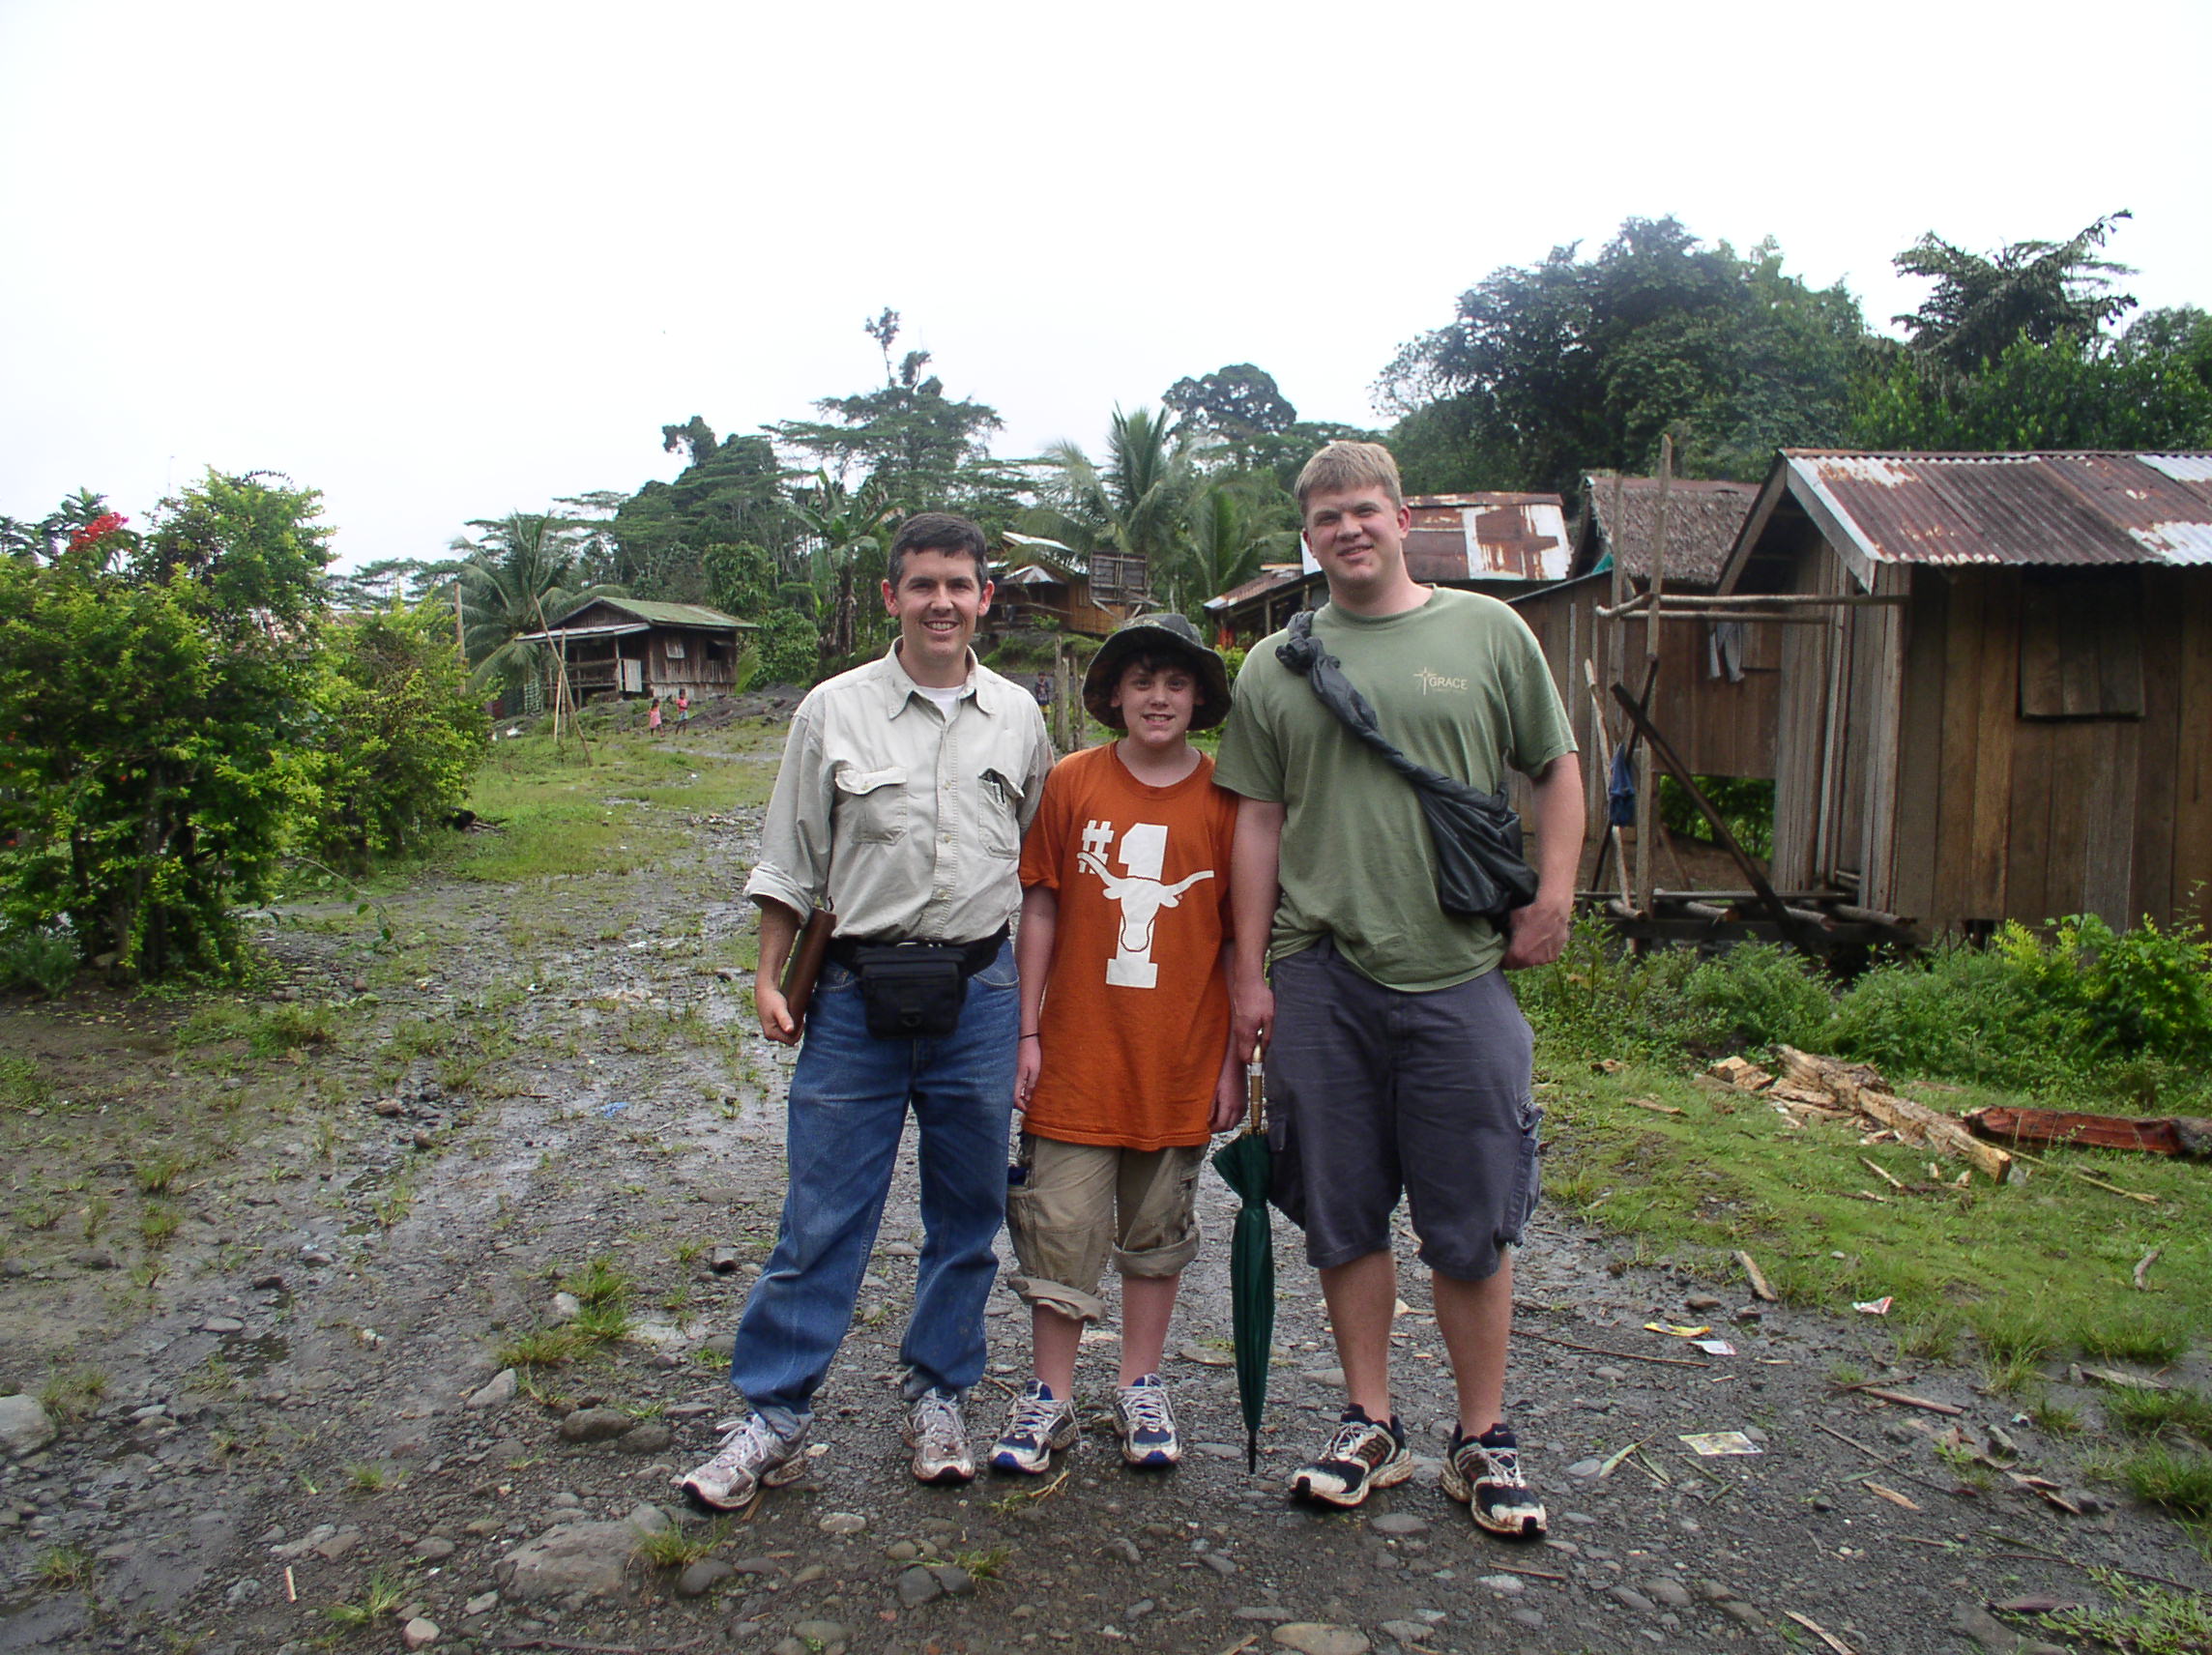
[1442,1426,1549,1538]
[904,1388,976,1484]
[1289,1409,1412,1507]
[1113,1375,1180,1468]
[677,1413,808,1511]
[990,1380,1079,1475]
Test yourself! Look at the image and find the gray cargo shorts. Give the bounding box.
[1265,938,1541,1281]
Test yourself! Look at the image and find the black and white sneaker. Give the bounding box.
[990,1380,1079,1475]
[1113,1375,1180,1468]
[904,1388,976,1484]
[1441,1423,1548,1538]
[1289,1408,1412,1507]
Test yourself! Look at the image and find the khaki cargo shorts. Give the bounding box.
[1004,1134,1207,1323]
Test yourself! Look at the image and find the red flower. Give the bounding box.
[67,511,130,551]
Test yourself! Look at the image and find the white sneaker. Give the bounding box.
[904,1389,975,1484]
[1113,1375,1180,1468]
[990,1380,1079,1475]
[676,1413,807,1511]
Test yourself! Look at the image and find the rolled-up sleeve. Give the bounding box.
[742,703,830,915]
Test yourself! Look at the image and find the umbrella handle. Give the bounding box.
[1244,1030,1266,1138]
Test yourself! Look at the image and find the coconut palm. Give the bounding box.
[1032,406,1208,610]
[453,513,625,699]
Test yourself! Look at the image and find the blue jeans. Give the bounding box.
[729,941,1018,1436]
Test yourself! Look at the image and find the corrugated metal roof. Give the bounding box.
[1297,492,1572,584]
[544,596,750,629]
[1203,565,1305,612]
[1579,475,1759,589]
[1781,450,2212,570]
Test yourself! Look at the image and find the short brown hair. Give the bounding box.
[887,512,991,588]
[1295,440,1405,514]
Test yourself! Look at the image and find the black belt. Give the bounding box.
[828,924,1007,978]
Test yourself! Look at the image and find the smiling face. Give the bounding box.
[1110,658,1201,750]
[882,547,992,687]
[1302,482,1417,608]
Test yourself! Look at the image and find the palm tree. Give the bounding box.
[1182,484,1295,611]
[1033,407,1209,610]
[453,513,624,701]
[791,472,895,660]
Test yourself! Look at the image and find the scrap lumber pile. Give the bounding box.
[1700,1046,2018,1183]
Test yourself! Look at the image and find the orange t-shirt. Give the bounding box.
[1017,742,1238,1149]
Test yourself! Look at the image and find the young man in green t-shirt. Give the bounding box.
[1214,441,1583,1538]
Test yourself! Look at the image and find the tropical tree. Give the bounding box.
[773,310,1021,524]
[791,471,896,661]
[1376,218,1868,494]
[0,474,331,977]
[1890,212,2138,372]
[453,513,624,700]
[1031,406,1211,612]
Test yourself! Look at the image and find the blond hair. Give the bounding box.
[1295,440,1405,514]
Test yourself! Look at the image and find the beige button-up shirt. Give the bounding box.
[742,644,1054,943]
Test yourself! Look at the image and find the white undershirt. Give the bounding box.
[915,683,965,716]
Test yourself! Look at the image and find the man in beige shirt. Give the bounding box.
[681,513,1052,1512]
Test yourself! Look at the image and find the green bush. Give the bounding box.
[0,927,76,998]
[756,608,820,686]
[1684,943,1833,1050]
[1518,917,1705,1060]
[0,475,328,978]
[304,603,487,868]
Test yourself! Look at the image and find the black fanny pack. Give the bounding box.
[830,926,1006,1040]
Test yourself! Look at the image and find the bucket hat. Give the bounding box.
[1081,612,1233,732]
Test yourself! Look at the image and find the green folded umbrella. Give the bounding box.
[1209,1048,1274,1473]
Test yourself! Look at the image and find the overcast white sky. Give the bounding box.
[4,0,2207,572]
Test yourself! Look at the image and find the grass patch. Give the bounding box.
[1521,917,2209,1368]
[36,1367,107,1428]
[2040,1570,2212,1655]
[2105,1386,2212,1443]
[37,1543,95,1592]
[637,1519,727,1569]
[133,1152,191,1195]
[0,1052,55,1111]
[2114,1445,2212,1519]
[322,1566,407,1629]
[495,1326,585,1369]
[175,1000,335,1058]
[562,1255,632,1308]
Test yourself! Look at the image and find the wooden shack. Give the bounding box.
[1202,492,1575,646]
[527,597,755,701]
[989,535,1121,638]
[1715,450,2212,933]
[1511,476,1769,851]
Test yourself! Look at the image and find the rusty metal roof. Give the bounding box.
[1576,475,1759,589]
[1299,493,1572,585]
[545,596,749,629]
[1203,564,1305,612]
[1773,451,2212,578]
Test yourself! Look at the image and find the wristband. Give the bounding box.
[1019,1032,1040,1041]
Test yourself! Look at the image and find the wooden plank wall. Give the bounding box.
[1511,579,1781,852]
[1880,566,2212,932]
[1767,553,1835,891]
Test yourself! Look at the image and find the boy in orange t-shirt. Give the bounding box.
[993,614,1243,1474]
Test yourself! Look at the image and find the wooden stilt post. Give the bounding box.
[1636,439,1674,916]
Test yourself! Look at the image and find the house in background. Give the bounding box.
[1205,493,1575,645]
[1508,475,1766,858]
[1716,450,2212,933]
[988,534,1122,638]
[524,596,756,701]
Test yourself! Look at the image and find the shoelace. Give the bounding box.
[1324,1419,1386,1462]
[1005,1391,1065,1442]
[703,1417,778,1475]
[1121,1385,1173,1437]
[914,1393,965,1450]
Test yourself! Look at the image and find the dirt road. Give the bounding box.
[2,726,2204,1655]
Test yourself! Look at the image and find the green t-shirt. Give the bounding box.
[1213,587,1576,992]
